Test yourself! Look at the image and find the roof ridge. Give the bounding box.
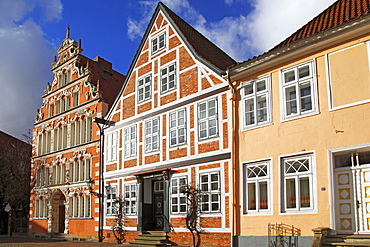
[269,0,370,52]
[159,2,236,71]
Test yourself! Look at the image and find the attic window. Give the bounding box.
[151,32,166,54]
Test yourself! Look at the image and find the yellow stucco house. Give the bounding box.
[228,0,370,245]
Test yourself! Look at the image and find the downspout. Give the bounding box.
[95,122,105,242]
[225,69,238,246]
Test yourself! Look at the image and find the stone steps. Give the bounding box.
[323,235,370,247]
[129,231,171,247]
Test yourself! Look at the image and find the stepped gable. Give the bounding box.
[159,2,236,71]
[269,0,370,52]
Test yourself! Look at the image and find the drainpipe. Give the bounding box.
[225,70,238,246]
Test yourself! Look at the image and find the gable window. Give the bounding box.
[124,125,137,158]
[169,109,186,147]
[152,32,166,54]
[281,154,314,212]
[138,75,152,103]
[124,184,137,215]
[49,104,54,117]
[244,160,271,214]
[161,63,176,93]
[200,172,221,213]
[242,76,271,129]
[73,92,79,107]
[106,184,117,216]
[281,60,318,120]
[106,132,117,162]
[145,117,160,153]
[171,176,187,214]
[198,98,218,140]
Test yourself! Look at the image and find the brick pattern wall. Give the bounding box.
[104,7,232,240]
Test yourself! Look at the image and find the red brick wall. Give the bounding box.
[168,232,231,247]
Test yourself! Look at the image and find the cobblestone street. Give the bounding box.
[0,234,129,247]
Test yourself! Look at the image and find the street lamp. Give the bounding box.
[93,117,115,242]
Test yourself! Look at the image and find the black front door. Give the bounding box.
[153,192,164,230]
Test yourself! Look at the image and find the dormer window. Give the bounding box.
[151,32,166,54]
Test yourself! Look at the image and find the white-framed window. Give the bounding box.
[138,75,152,103]
[161,63,176,94]
[52,164,66,185]
[244,160,271,214]
[152,32,166,54]
[106,132,117,162]
[49,104,54,117]
[124,184,137,216]
[36,166,49,187]
[124,125,137,158]
[171,176,187,214]
[70,159,91,183]
[35,198,48,218]
[281,60,318,120]
[73,91,79,107]
[198,98,218,140]
[169,109,186,147]
[281,154,314,212]
[69,195,91,218]
[200,171,221,213]
[70,117,92,146]
[242,75,271,129]
[145,117,160,153]
[106,184,118,216]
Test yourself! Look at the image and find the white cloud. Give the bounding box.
[0,0,61,139]
[127,0,336,62]
[245,0,336,54]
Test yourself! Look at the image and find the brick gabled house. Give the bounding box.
[0,130,31,233]
[229,0,370,245]
[29,29,125,241]
[100,2,236,246]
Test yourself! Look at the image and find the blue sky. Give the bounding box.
[0,0,335,140]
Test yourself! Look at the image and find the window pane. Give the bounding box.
[256,80,266,92]
[300,178,310,208]
[300,82,312,111]
[248,183,256,210]
[285,86,297,115]
[335,154,352,168]
[245,98,255,125]
[299,65,310,78]
[284,70,295,83]
[245,84,253,95]
[257,95,267,123]
[259,182,268,209]
[286,178,296,208]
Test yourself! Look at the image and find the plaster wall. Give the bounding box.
[236,34,370,237]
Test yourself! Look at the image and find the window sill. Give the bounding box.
[243,211,272,216]
[281,110,319,123]
[241,122,273,132]
[280,209,316,215]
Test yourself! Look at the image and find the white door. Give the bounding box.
[334,164,370,234]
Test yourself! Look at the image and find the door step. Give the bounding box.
[323,235,370,246]
[129,231,171,247]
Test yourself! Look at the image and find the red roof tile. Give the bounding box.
[270,0,370,52]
